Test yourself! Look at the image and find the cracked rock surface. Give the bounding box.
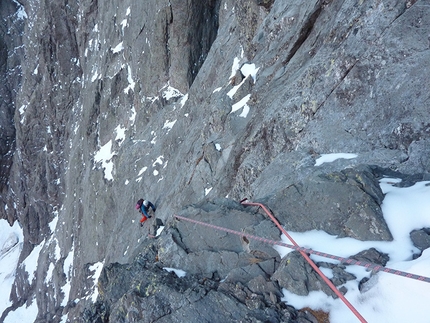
[1,0,430,322]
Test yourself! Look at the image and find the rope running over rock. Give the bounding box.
[173,214,430,284]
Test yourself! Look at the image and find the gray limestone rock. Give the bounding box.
[82,245,295,323]
[262,165,392,241]
[351,247,390,266]
[0,0,23,223]
[410,228,430,252]
[1,0,430,321]
[271,251,336,298]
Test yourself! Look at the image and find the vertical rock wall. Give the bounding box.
[0,0,24,224]
[0,0,429,321]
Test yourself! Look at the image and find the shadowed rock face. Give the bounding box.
[0,0,23,225]
[1,0,430,321]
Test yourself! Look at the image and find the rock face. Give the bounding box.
[0,0,23,225]
[82,244,294,323]
[1,0,430,322]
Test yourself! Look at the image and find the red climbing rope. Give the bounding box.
[173,214,430,284]
[240,198,367,323]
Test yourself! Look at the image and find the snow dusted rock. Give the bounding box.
[272,251,336,298]
[82,243,295,323]
[0,0,24,222]
[0,233,19,256]
[161,199,281,279]
[1,0,430,321]
[350,247,390,267]
[263,165,392,241]
[410,228,430,252]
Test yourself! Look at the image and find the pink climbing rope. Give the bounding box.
[240,198,367,323]
[173,214,430,283]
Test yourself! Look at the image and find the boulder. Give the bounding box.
[350,247,390,266]
[264,165,392,241]
[271,251,336,297]
[410,228,430,251]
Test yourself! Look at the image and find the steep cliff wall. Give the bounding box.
[1,0,429,322]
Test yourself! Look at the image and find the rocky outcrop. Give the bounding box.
[81,244,296,323]
[259,164,391,241]
[410,228,430,253]
[80,193,392,322]
[1,0,430,322]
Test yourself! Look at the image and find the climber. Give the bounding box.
[136,198,156,226]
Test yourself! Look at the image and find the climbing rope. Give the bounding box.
[174,205,427,323]
[173,214,430,283]
[240,199,367,323]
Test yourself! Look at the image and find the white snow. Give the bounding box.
[238,105,250,118]
[228,59,259,100]
[111,41,124,53]
[54,239,61,261]
[12,0,27,20]
[240,63,259,83]
[215,143,222,151]
[87,262,104,302]
[380,180,430,246]
[152,156,164,167]
[91,71,100,82]
[229,57,241,79]
[230,94,251,115]
[129,106,136,125]
[161,85,183,100]
[124,65,135,94]
[45,263,55,283]
[276,179,430,323]
[4,298,38,323]
[49,211,59,233]
[205,187,213,196]
[150,131,157,145]
[0,221,23,312]
[61,247,74,306]
[21,241,44,284]
[314,153,358,166]
[156,226,165,237]
[1,234,19,256]
[138,166,148,176]
[115,125,126,145]
[93,140,116,181]
[162,119,177,132]
[227,83,242,99]
[18,105,26,115]
[179,94,188,108]
[19,104,27,124]
[163,267,186,278]
[120,18,128,31]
